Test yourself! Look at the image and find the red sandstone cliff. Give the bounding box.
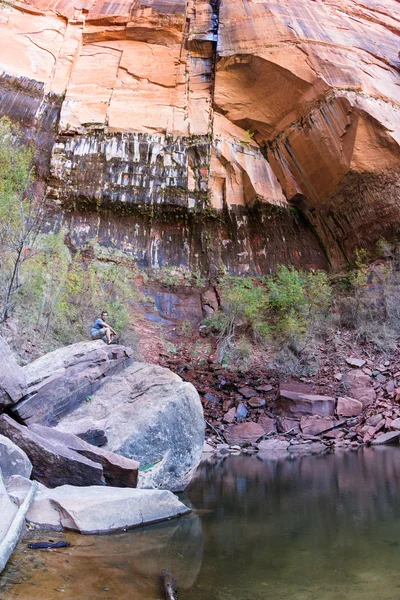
[0,0,399,272]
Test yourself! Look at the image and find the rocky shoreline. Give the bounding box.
[1,328,400,576]
[0,337,204,574]
[166,347,400,458]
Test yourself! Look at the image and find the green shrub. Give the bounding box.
[14,232,142,352]
[266,266,332,345]
[203,266,333,371]
[0,116,44,321]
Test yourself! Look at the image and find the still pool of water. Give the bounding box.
[2,447,400,600]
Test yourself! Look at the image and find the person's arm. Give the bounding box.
[101,319,116,335]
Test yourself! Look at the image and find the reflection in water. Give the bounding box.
[3,447,400,599]
[0,511,203,599]
[185,447,400,600]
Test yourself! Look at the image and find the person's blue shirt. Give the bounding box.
[92,318,104,332]
[91,318,106,340]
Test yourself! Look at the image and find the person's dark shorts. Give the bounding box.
[91,328,107,342]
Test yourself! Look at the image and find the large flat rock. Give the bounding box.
[371,431,400,446]
[55,363,204,491]
[12,341,133,426]
[0,415,138,488]
[8,477,190,534]
[300,416,341,436]
[0,336,27,409]
[277,388,335,417]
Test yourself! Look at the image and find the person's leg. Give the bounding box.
[91,329,104,340]
[105,327,111,344]
[92,328,107,342]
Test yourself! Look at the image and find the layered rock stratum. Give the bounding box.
[0,0,399,271]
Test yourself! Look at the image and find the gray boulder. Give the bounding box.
[56,363,204,491]
[12,341,133,426]
[8,477,190,534]
[0,336,27,409]
[0,434,32,484]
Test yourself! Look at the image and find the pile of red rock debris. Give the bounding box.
[166,353,400,458]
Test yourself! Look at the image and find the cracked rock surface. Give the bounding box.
[55,362,205,491]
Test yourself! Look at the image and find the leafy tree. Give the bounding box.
[0,116,44,321]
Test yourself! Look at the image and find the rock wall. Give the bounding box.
[1,0,399,271]
[44,203,326,274]
[215,0,400,264]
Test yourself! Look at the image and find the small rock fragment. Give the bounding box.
[204,393,219,404]
[346,357,366,368]
[223,407,236,424]
[236,403,248,419]
[255,385,273,393]
[248,397,266,408]
[238,387,257,399]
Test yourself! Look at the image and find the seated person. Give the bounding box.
[91,311,116,344]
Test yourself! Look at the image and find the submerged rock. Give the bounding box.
[257,439,289,452]
[257,438,290,461]
[288,442,328,455]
